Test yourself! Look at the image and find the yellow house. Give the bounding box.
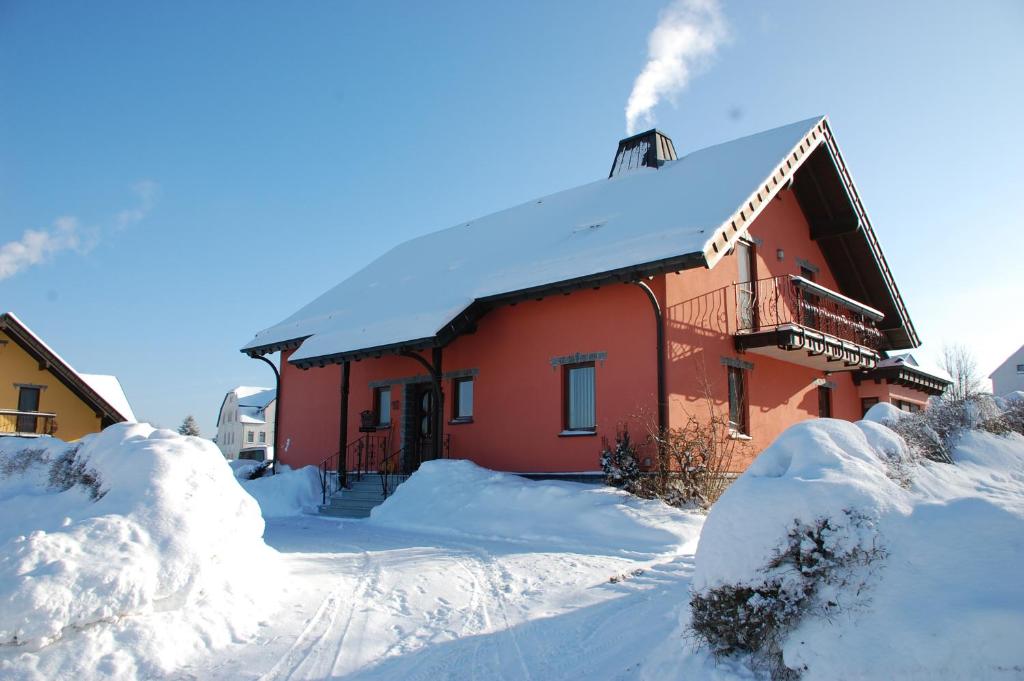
[0,312,135,441]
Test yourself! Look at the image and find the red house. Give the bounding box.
[243,117,945,511]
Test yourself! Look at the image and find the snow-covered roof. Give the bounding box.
[218,387,275,426]
[243,116,906,364]
[80,374,137,422]
[233,387,276,407]
[878,353,953,384]
[0,312,136,423]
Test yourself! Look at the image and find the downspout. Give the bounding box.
[432,346,444,462]
[631,281,667,440]
[251,354,281,475]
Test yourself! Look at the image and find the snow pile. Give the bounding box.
[369,459,703,556]
[240,465,321,517]
[692,416,1024,680]
[0,424,279,680]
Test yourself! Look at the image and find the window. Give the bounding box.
[247,431,254,443]
[893,399,920,413]
[258,431,266,443]
[564,363,596,432]
[817,386,832,418]
[452,377,474,422]
[16,386,40,433]
[374,387,392,426]
[861,397,879,417]
[1017,364,1024,374]
[736,241,757,331]
[727,366,749,434]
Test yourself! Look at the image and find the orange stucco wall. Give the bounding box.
[663,189,862,469]
[274,188,897,474]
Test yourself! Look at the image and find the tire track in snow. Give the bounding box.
[256,549,375,681]
[447,545,534,681]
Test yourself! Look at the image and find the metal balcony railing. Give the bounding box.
[734,275,884,349]
[0,409,57,436]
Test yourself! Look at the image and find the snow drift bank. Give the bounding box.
[0,424,279,680]
[240,464,321,517]
[692,413,1024,680]
[369,459,703,556]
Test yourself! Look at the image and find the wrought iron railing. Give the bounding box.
[319,432,390,505]
[319,432,453,504]
[0,409,57,436]
[734,275,884,349]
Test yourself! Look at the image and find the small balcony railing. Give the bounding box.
[0,409,57,436]
[734,275,884,349]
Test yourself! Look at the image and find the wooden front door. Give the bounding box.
[410,382,435,468]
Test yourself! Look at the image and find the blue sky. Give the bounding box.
[2,1,1022,434]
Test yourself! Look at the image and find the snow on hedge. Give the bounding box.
[369,459,703,556]
[0,424,279,680]
[240,465,321,517]
[692,415,1024,680]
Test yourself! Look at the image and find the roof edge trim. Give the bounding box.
[703,116,827,267]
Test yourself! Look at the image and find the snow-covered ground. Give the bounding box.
[176,514,709,681]
[3,401,1023,680]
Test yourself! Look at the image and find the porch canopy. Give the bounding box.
[242,117,918,367]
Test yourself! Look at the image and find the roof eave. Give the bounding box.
[286,249,707,369]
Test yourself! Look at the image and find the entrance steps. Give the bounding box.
[318,473,405,519]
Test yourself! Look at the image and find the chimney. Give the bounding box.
[608,129,678,178]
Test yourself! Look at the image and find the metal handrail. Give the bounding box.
[318,432,390,505]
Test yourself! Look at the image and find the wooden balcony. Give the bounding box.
[733,275,884,371]
[0,409,58,437]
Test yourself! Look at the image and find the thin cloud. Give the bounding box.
[625,0,728,135]
[0,217,80,281]
[115,180,160,230]
[0,181,159,281]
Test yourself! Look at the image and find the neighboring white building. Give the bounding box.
[215,386,276,460]
[990,344,1024,396]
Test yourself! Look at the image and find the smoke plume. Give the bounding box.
[624,0,727,134]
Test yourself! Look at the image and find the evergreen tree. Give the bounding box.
[600,429,641,491]
[178,415,201,437]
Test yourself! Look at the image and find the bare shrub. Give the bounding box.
[47,445,105,500]
[690,511,885,680]
[0,447,49,478]
[644,406,742,509]
[892,395,1010,464]
[939,343,983,403]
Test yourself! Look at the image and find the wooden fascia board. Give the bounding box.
[703,117,828,269]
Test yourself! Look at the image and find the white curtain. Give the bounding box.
[569,366,596,429]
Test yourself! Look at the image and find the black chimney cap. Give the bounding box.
[609,129,678,178]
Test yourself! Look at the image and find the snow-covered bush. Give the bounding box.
[0,424,279,679]
[691,403,1024,680]
[370,459,703,556]
[866,394,1011,464]
[691,511,884,680]
[240,464,321,517]
[599,429,642,493]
